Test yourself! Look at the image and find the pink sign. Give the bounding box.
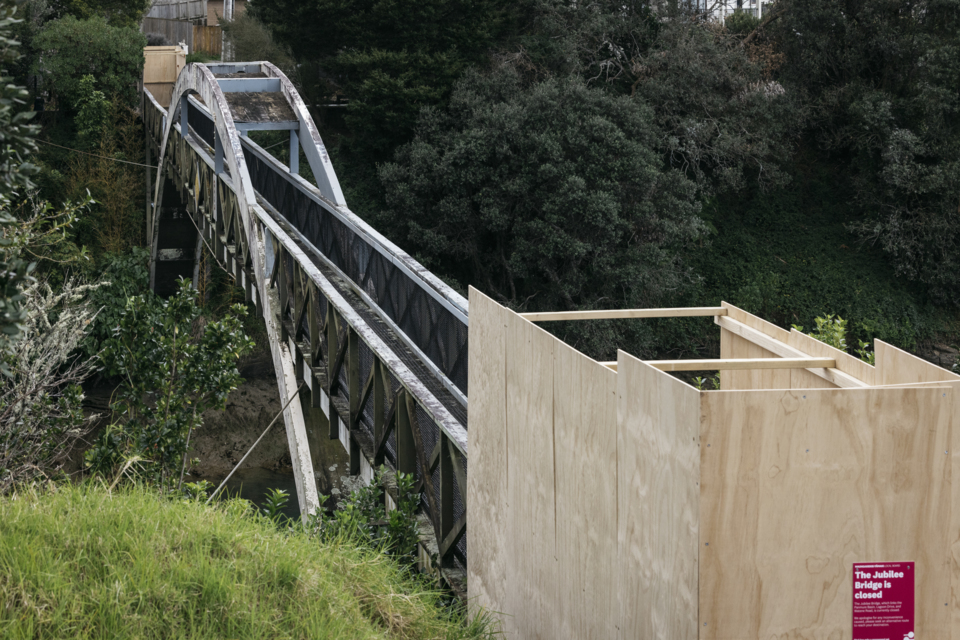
[852,562,915,640]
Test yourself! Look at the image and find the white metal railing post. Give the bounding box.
[220,0,234,61]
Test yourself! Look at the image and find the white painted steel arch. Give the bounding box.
[150,61,328,519]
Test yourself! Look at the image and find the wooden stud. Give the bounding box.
[520,307,728,322]
[644,357,836,372]
[717,314,870,388]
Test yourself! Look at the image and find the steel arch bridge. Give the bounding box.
[143,62,469,591]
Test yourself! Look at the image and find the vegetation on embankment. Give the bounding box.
[0,483,493,640]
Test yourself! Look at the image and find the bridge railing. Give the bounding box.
[181,102,468,407]
[144,88,469,586]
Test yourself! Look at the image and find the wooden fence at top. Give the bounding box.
[468,288,960,639]
[145,0,207,21]
[192,25,221,56]
[142,18,221,57]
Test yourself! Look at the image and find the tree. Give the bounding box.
[0,3,41,361]
[92,280,254,488]
[772,0,960,304]
[32,15,145,108]
[528,0,798,195]
[250,0,520,154]
[379,68,702,315]
[55,0,151,29]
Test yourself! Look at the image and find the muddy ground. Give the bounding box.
[80,352,352,503]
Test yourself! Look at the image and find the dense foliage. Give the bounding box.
[771,0,960,306]
[379,69,701,312]
[89,280,254,487]
[33,14,146,108]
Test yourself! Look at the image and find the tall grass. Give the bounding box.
[0,483,495,639]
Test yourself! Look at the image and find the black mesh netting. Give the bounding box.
[187,102,215,148]
[243,149,468,397]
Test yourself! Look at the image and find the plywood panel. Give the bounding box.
[144,83,174,109]
[787,328,876,386]
[505,312,557,639]
[876,339,960,386]
[618,351,700,639]
[699,387,953,639]
[720,328,794,390]
[554,342,618,639]
[466,288,510,619]
[144,46,185,84]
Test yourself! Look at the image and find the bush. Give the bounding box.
[0,278,97,493]
[79,247,149,359]
[90,280,254,488]
[308,469,421,561]
[145,31,170,46]
[32,15,145,108]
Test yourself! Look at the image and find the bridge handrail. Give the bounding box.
[170,91,470,400]
[167,120,468,452]
[160,92,468,320]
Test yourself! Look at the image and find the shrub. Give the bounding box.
[0,278,97,493]
[90,280,254,488]
[32,15,145,108]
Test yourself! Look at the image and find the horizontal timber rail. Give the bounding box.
[600,357,837,372]
[520,307,727,321]
[715,315,869,388]
[143,74,470,589]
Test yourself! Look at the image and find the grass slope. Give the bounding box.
[0,484,491,640]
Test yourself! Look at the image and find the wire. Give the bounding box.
[36,138,159,169]
[180,204,235,279]
[261,139,287,151]
[206,381,307,505]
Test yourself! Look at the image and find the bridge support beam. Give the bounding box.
[256,227,321,520]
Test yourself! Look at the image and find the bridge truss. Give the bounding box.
[143,62,470,589]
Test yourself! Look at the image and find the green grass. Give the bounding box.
[0,483,495,640]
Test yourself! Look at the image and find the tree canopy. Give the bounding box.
[33,14,146,108]
[379,68,702,311]
[771,0,960,305]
